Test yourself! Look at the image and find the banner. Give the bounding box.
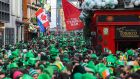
[62,0,84,31]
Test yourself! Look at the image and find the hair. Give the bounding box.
[71,65,86,79]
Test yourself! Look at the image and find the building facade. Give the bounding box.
[4,0,23,46]
[0,0,10,47]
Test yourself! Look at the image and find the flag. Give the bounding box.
[35,8,50,32]
[37,19,46,32]
[102,69,110,79]
[62,0,84,31]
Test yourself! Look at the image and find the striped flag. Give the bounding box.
[102,69,110,79]
[54,61,65,72]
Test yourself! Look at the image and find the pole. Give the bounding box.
[21,25,22,41]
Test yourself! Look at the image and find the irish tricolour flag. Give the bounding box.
[102,69,110,79]
[35,8,50,32]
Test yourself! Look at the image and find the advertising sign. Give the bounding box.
[116,26,140,40]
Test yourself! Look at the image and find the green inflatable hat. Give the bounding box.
[63,58,70,62]
[86,61,96,73]
[8,63,18,69]
[43,66,54,78]
[133,66,140,72]
[22,74,33,79]
[91,54,97,59]
[73,73,82,79]
[116,60,125,66]
[49,48,59,55]
[127,49,134,56]
[116,51,121,54]
[12,49,20,57]
[27,58,36,66]
[82,73,97,79]
[39,64,45,69]
[83,48,88,52]
[49,44,56,49]
[38,73,50,79]
[106,54,117,63]
[26,50,34,58]
[3,77,11,79]
[95,63,106,73]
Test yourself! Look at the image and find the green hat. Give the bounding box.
[49,44,56,49]
[133,66,140,72]
[91,54,97,59]
[116,60,125,66]
[83,48,88,53]
[106,54,117,63]
[3,77,11,79]
[82,73,97,79]
[109,76,116,79]
[8,63,18,69]
[86,61,96,73]
[95,63,106,73]
[39,64,45,69]
[63,57,70,62]
[50,48,59,55]
[127,49,134,56]
[27,58,36,66]
[38,73,50,79]
[12,49,20,57]
[43,66,54,78]
[26,50,34,58]
[73,73,82,79]
[116,51,121,54]
[22,74,33,79]
[29,68,38,77]
[106,62,114,67]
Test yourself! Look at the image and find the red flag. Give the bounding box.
[62,0,84,31]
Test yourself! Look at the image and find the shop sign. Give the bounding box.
[98,15,140,22]
[116,26,140,40]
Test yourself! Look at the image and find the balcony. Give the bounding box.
[0,0,9,4]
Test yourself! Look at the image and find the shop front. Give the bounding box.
[92,10,140,53]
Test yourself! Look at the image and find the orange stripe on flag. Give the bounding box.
[102,69,110,79]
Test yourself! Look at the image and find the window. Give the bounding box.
[0,12,1,20]
[1,12,4,20]
[5,28,15,45]
[0,2,2,11]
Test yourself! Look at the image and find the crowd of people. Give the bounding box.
[0,32,140,79]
